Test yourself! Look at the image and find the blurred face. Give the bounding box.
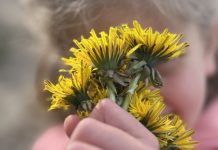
[137,22,214,127]
[158,24,207,127]
[140,22,214,127]
[95,9,215,127]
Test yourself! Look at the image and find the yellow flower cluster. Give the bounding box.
[128,83,197,148]
[120,21,188,66]
[44,20,196,149]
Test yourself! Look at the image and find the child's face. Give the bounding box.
[137,21,214,127]
[94,11,215,127]
[140,22,214,127]
[158,24,208,127]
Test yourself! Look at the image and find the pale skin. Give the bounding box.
[33,12,218,150]
[65,100,159,150]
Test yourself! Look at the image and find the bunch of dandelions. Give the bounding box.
[44,20,197,149]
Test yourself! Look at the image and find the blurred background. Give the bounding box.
[1,1,218,150]
[0,0,58,149]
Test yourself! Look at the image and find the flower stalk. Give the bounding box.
[122,73,141,110]
[106,79,117,102]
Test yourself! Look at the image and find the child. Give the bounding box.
[26,0,218,149]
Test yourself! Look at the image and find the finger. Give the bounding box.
[70,118,153,150]
[90,99,159,148]
[67,141,102,150]
[64,115,80,137]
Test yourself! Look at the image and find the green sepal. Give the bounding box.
[150,68,163,88]
[128,74,141,94]
[113,73,128,86]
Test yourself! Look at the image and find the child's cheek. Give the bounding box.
[160,63,206,127]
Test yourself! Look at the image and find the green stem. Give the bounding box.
[106,80,117,102]
[108,88,116,102]
[122,73,141,110]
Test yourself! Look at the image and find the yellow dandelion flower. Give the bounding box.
[67,27,139,72]
[128,89,175,147]
[120,20,188,66]
[77,110,90,119]
[44,75,73,111]
[136,82,163,102]
[61,42,93,72]
[128,91,152,120]
[84,28,126,70]
[44,62,92,110]
[48,95,70,111]
[164,115,197,150]
[70,62,92,93]
[88,83,108,105]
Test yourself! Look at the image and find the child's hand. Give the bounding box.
[64,99,159,150]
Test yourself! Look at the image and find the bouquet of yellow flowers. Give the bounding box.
[44,20,197,149]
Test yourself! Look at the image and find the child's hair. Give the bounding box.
[22,0,218,110]
[24,0,218,52]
